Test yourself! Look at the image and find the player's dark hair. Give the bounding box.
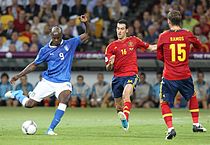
[1,72,9,79]
[167,10,182,26]
[77,75,84,80]
[117,19,129,29]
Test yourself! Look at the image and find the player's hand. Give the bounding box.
[10,75,19,85]
[80,15,88,23]
[109,55,115,65]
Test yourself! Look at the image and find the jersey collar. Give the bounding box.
[49,39,64,48]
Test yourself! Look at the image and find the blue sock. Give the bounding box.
[49,103,66,131]
[13,90,28,104]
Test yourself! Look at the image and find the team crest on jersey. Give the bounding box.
[129,47,134,51]
[64,45,69,51]
[128,41,134,47]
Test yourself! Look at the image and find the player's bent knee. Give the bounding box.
[25,99,37,108]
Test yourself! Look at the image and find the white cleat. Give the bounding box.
[47,129,58,136]
[5,91,14,99]
[118,111,129,131]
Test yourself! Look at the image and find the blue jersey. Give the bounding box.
[34,36,81,83]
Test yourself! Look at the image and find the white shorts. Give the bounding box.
[29,78,72,102]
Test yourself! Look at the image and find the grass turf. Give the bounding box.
[0,107,209,145]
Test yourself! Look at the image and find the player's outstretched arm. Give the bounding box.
[10,62,37,85]
[79,15,90,42]
[106,55,115,71]
[147,44,157,52]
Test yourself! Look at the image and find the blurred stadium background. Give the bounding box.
[0,0,209,109]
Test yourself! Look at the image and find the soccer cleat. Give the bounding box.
[46,129,58,136]
[5,90,23,99]
[193,124,207,132]
[165,129,176,140]
[118,111,129,131]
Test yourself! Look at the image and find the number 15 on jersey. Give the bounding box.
[170,43,186,62]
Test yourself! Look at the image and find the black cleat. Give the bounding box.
[193,124,207,132]
[165,129,176,140]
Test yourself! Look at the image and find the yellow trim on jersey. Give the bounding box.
[123,110,130,114]
[162,113,172,118]
[190,109,199,112]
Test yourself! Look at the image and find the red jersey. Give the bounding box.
[105,36,149,77]
[157,29,202,80]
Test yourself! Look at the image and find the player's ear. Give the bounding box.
[126,29,128,33]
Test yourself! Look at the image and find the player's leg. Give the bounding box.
[122,75,139,121]
[5,79,53,108]
[160,78,178,140]
[115,97,129,131]
[112,76,128,130]
[179,77,207,132]
[47,82,72,135]
[122,84,133,121]
[5,89,38,108]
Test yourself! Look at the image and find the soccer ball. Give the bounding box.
[21,120,37,135]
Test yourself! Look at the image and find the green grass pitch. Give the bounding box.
[0,107,209,145]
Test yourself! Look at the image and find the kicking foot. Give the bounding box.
[5,90,23,99]
[193,124,207,132]
[46,129,58,136]
[165,129,176,140]
[118,111,129,131]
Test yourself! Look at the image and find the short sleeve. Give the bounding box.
[134,36,149,49]
[104,43,114,65]
[34,48,47,65]
[67,36,81,53]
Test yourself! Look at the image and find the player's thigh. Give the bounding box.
[30,79,55,102]
[178,77,195,101]
[123,75,139,97]
[54,82,72,102]
[112,76,124,98]
[160,78,178,104]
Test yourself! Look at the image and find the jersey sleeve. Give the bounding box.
[157,33,164,61]
[133,36,149,49]
[104,43,114,65]
[188,32,202,50]
[67,36,82,53]
[34,48,47,65]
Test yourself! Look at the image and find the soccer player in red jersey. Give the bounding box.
[157,10,207,140]
[105,19,156,131]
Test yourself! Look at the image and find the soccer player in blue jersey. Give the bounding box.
[5,15,90,135]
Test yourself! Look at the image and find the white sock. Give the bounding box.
[22,98,29,107]
[58,103,67,111]
[193,123,199,127]
[168,127,174,132]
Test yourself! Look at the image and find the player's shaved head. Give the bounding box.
[51,26,62,36]
[50,26,63,46]
[167,10,182,26]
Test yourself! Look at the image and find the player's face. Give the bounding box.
[51,33,62,46]
[116,23,128,39]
